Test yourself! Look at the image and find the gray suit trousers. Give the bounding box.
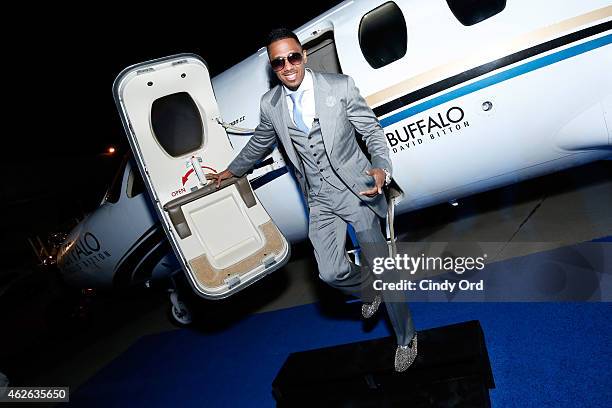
[308,181,415,346]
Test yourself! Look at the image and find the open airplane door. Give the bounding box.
[113,54,290,299]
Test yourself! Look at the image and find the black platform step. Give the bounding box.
[272,320,495,407]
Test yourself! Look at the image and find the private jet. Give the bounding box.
[57,0,612,324]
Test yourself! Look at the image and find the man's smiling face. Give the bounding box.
[268,38,307,91]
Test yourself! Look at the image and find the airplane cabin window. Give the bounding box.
[150,92,204,157]
[127,166,145,198]
[446,0,506,26]
[358,2,407,69]
[104,156,129,204]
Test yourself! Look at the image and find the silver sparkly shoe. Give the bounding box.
[361,294,382,319]
[394,333,418,372]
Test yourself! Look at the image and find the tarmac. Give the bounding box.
[0,159,610,404]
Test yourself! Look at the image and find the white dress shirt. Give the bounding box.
[284,69,316,131]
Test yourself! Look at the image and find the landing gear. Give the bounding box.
[168,290,192,326]
[165,276,193,326]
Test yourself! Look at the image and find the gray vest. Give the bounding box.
[283,107,346,195]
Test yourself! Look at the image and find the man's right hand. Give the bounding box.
[205,169,234,188]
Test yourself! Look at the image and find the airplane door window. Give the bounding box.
[151,92,204,157]
[358,1,407,69]
[446,0,506,26]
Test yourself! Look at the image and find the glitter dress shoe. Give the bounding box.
[361,294,382,319]
[394,333,418,372]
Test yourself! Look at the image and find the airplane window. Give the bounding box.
[104,156,128,204]
[358,2,407,69]
[446,0,506,26]
[151,92,204,157]
[127,166,145,198]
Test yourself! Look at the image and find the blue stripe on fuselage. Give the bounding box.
[380,34,612,128]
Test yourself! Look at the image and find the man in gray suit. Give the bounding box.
[207,28,417,372]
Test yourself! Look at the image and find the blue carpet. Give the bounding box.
[69,238,612,407]
[68,302,612,407]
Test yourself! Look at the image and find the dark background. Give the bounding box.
[1,2,344,269]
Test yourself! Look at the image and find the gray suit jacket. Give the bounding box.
[228,70,392,218]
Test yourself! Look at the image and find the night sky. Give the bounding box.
[1,2,343,266]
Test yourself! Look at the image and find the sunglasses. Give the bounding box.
[270,52,304,72]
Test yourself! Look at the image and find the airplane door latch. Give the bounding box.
[190,155,209,187]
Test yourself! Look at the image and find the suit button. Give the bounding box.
[310,145,314,148]
[313,153,317,157]
[317,161,321,164]
[320,178,323,181]
[308,136,312,139]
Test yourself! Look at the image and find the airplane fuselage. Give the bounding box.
[57,0,612,288]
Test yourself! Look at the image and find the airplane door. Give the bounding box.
[113,54,290,299]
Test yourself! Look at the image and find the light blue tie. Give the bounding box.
[289,91,309,134]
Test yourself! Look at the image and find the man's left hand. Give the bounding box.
[359,168,386,197]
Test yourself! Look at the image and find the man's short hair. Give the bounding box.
[266,28,302,50]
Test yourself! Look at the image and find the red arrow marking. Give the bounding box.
[181,166,218,186]
[181,169,194,185]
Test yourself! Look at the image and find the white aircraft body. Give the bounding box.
[57,0,612,320]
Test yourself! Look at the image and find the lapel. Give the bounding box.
[270,85,302,172]
[311,70,336,155]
